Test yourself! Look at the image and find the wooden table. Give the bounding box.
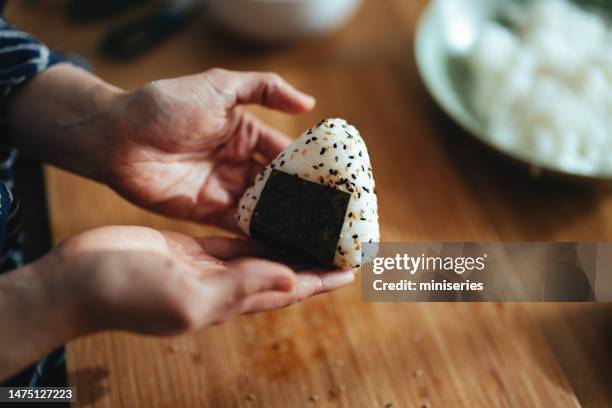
[6,1,612,406]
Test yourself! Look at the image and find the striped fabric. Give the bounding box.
[0,4,70,390]
[0,18,65,98]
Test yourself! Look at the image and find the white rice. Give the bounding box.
[468,0,612,176]
[236,118,379,269]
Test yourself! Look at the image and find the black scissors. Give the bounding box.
[66,0,199,60]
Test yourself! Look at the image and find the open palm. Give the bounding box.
[58,226,354,334]
[103,69,315,231]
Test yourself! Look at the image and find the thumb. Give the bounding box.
[224,258,297,295]
[206,68,316,113]
[199,258,296,323]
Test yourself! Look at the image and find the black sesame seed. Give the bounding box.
[280,161,285,167]
[343,145,347,150]
[352,234,358,239]
[312,137,318,141]
[330,124,335,128]
[347,163,352,167]
[306,139,311,144]
[349,155,355,159]
[360,217,367,221]
[333,143,337,148]
[312,165,318,169]
[320,148,326,155]
[348,212,353,218]
[351,174,356,180]
[359,151,363,157]
[319,163,324,167]
[363,187,370,193]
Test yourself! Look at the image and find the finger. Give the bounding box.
[223,258,297,294]
[255,120,293,161]
[202,259,296,300]
[293,269,356,300]
[226,110,291,162]
[235,72,315,112]
[247,161,265,182]
[229,258,296,299]
[240,291,295,314]
[196,236,273,260]
[240,269,355,314]
[216,210,243,235]
[214,69,316,113]
[198,260,296,325]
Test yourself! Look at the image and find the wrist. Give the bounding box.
[38,247,106,337]
[0,255,83,379]
[61,78,126,184]
[7,64,125,182]
[26,254,87,341]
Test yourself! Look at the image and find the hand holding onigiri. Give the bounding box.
[237,118,379,269]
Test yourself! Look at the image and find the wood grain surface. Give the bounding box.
[6,0,612,407]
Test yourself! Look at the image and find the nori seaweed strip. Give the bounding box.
[250,169,351,267]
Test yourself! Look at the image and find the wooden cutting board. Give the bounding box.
[6,0,612,406]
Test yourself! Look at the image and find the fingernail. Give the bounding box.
[303,95,316,108]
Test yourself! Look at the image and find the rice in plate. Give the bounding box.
[468,0,612,176]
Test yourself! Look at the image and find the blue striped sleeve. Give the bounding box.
[0,18,67,98]
[0,179,12,253]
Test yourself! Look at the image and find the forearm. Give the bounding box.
[0,255,82,380]
[6,64,124,183]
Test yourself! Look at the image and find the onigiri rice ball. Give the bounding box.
[236,118,379,269]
